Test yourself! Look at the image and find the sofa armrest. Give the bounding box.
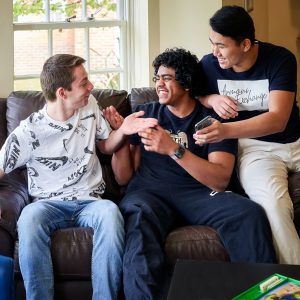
[289,172,300,235]
[0,169,29,239]
[289,172,300,207]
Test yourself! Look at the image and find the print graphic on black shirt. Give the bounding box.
[166,130,189,148]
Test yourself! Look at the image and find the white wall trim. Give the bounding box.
[0,0,13,97]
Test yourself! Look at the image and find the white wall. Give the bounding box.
[0,0,13,97]
[0,0,221,95]
[133,0,221,88]
[159,0,221,59]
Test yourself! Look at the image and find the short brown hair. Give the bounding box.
[40,54,86,101]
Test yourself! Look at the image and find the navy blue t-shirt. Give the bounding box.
[128,101,237,189]
[200,41,300,143]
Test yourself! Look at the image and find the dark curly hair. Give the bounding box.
[152,48,202,99]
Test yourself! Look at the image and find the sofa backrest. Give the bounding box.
[129,87,158,111]
[0,98,7,148]
[6,89,130,137]
[6,91,46,136]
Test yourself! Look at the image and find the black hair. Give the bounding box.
[152,47,202,99]
[209,5,255,44]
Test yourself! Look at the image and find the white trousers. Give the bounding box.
[237,138,300,264]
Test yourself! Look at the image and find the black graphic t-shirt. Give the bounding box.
[199,41,300,143]
[128,101,237,189]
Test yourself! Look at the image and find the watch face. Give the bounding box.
[175,144,185,158]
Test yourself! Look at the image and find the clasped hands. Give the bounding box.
[103,106,176,154]
[103,106,158,135]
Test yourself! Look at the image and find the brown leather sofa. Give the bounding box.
[0,88,300,300]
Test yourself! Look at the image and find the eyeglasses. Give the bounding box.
[152,74,175,83]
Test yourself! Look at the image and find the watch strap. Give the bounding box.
[170,144,185,160]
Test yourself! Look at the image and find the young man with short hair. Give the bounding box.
[0,54,157,300]
[197,5,300,264]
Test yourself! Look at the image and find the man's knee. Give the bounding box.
[17,202,46,229]
[94,200,124,231]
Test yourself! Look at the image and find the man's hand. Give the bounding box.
[103,106,158,134]
[120,111,158,135]
[206,95,238,119]
[103,106,124,130]
[139,125,177,155]
[193,119,226,145]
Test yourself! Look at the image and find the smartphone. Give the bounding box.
[194,116,212,131]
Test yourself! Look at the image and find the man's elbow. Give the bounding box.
[276,122,287,133]
[114,172,132,187]
[210,177,231,193]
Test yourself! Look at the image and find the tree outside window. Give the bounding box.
[13,0,126,91]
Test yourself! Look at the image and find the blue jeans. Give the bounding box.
[17,199,124,300]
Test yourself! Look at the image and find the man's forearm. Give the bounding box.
[112,142,134,186]
[199,95,212,108]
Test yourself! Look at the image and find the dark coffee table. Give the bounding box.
[167,260,300,300]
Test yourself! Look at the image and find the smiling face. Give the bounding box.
[154,65,186,106]
[209,29,249,72]
[64,65,94,110]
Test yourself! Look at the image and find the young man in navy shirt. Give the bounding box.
[197,5,300,264]
[108,47,276,300]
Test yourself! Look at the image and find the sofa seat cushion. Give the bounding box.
[14,227,93,279]
[165,225,230,265]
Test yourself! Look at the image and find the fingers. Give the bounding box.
[219,100,238,119]
[133,110,145,117]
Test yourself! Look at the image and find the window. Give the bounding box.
[13,0,128,91]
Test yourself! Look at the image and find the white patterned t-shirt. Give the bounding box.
[0,94,111,201]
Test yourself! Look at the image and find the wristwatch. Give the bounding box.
[170,144,185,160]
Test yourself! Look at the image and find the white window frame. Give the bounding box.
[13,0,129,90]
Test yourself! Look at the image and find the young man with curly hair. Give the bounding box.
[110,48,276,300]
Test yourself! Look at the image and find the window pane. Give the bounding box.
[14,78,41,91]
[53,28,85,57]
[90,73,120,90]
[13,0,119,23]
[13,0,45,23]
[89,27,120,71]
[14,30,49,76]
[87,0,118,20]
[50,0,82,22]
